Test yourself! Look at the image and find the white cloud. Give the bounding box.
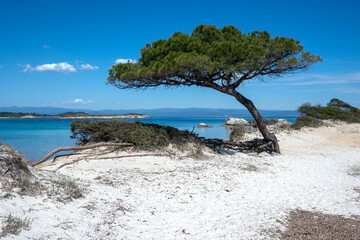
[23,62,76,72]
[65,98,95,104]
[341,88,360,94]
[23,64,32,72]
[262,72,360,86]
[115,59,137,64]
[80,64,99,70]
[43,45,51,48]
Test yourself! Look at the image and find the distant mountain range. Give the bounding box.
[0,106,300,118]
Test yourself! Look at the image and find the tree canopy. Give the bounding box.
[107,25,322,153]
[107,25,321,92]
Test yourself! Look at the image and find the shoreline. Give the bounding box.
[1,121,359,239]
[0,114,151,119]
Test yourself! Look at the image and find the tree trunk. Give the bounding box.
[231,91,281,153]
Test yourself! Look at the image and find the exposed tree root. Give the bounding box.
[201,138,276,154]
[30,142,133,167]
[51,147,121,164]
[52,153,171,172]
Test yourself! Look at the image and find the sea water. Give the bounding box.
[0,116,297,161]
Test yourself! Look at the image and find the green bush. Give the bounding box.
[291,116,323,130]
[297,99,360,123]
[229,126,246,142]
[51,178,83,199]
[70,120,199,149]
[327,98,359,112]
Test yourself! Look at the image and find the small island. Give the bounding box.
[0,111,151,119]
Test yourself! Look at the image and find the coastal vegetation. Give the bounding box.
[69,119,278,154]
[58,112,91,117]
[70,120,200,150]
[0,111,149,119]
[0,214,32,237]
[292,98,360,129]
[50,178,83,201]
[0,112,47,118]
[107,24,322,153]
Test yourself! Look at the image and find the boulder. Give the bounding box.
[275,119,292,128]
[223,118,249,126]
[197,123,215,128]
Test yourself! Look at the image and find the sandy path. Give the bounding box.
[1,123,359,239]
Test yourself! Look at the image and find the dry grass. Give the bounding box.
[48,178,83,202]
[0,214,32,237]
[242,164,259,172]
[272,209,360,240]
[348,166,360,176]
[0,192,13,199]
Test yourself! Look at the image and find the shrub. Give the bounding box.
[229,126,247,142]
[291,116,323,130]
[51,178,83,200]
[70,120,199,149]
[327,98,359,112]
[297,99,360,123]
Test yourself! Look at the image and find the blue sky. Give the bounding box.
[0,0,359,110]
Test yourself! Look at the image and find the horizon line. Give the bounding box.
[0,106,298,111]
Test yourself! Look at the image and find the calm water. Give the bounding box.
[0,116,297,161]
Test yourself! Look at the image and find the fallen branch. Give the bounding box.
[30,142,133,167]
[51,146,121,164]
[52,153,171,172]
[52,159,82,172]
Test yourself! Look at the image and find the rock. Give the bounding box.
[223,118,249,126]
[275,119,292,128]
[0,144,31,183]
[197,123,215,128]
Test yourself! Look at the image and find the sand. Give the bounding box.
[0,122,359,239]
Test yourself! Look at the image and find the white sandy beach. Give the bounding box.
[1,122,360,239]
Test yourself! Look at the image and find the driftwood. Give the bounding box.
[51,147,121,164]
[29,142,133,167]
[52,153,171,172]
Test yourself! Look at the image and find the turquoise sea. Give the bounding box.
[0,116,297,161]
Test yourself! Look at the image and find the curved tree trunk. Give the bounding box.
[232,91,281,153]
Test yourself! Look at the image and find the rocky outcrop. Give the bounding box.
[249,119,292,129]
[275,119,292,128]
[223,118,250,127]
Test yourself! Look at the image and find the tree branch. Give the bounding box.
[29,142,134,167]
